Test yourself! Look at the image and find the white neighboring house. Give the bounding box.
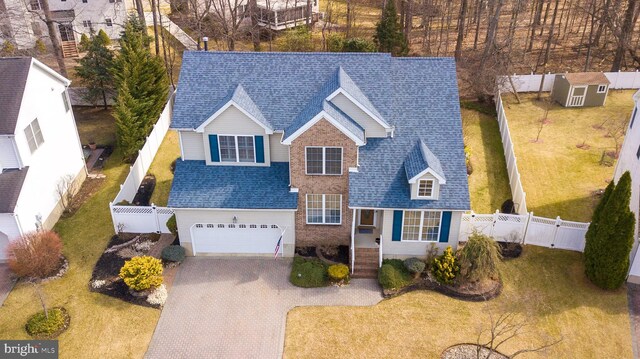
[0,57,86,261]
[614,90,640,283]
[0,0,128,53]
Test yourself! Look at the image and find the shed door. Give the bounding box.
[568,86,587,107]
[191,223,282,255]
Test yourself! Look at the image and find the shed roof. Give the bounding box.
[564,72,610,86]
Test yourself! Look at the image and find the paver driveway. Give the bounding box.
[145,257,382,359]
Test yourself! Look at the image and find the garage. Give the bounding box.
[191,223,284,255]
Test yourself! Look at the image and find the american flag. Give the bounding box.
[274,236,282,260]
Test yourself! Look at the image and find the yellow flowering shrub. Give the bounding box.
[119,256,163,291]
[432,246,460,285]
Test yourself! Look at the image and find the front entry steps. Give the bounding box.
[352,247,379,279]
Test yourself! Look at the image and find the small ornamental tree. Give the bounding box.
[119,256,163,291]
[584,172,635,289]
[7,231,63,279]
[458,232,502,283]
[373,0,408,56]
[113,82,146,161]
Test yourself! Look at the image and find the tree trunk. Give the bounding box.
[611,0,638,71]
[346,0,352,38]
[455,0,469,60]
[541,0,560,67]
[528,0,545,51]
[480,0,504,66]
[135,0,148,35]
[151,0,160,55]
[249,0,261,50]
[40,0,67,77]
[537,72,546,100]
[473,0,483,50]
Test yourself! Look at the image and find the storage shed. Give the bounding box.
[552,72,610,107]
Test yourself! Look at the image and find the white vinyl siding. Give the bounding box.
[0,137,20,169]
[269,133,289,162]
[180,131,205,160]
[330,92,387,138]
[306,194,341,224]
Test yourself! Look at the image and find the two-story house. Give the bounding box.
[0,57,86,261]
[168,52,470,276]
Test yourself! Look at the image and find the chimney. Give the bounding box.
[202,37,209,51]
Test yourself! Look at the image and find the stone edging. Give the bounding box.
[382,277,503,302]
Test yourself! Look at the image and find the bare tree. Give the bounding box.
[54,174,77,214]
[606,114,628,158]
[209,0,248,50]
[534,96,553,142]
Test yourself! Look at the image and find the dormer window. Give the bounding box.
[219,135,255,162]
[418,179,434,198]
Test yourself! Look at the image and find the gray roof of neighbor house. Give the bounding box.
[171,52,470,210]
[0,57,31,134]
[0,167,29,213]
[564,72,610,86]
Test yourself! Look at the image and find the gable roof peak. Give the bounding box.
[196,83,273,132]
[405,139,446,184]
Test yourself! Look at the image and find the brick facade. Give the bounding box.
[290,119,358,247]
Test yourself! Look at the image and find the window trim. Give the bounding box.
[596,84,608,94]
[24,118,44,154]
[417,179,435,199]
[400,210,442,242]
[305,194,342,225]
[216,134,256,163]
[305,146,343,175]
[105,18,113,27]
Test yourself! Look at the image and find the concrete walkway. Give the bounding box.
[145,258,382,358]
[0,264,15,307]
[144,13,198,51]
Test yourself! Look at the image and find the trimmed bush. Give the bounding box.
[26,307,69,338]
[327,264,350,284]
[161,245,185,263]
[458,232,502,283]
[404,257,426,277]
[7,231,63,279]
[378,259,413,290]
[290,257,328,288]
[119,256,163,291]
[166,214,177,236]
[432,247,459,285]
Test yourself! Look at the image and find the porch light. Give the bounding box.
[232,216,238,224]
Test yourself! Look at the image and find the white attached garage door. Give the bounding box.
[191,223,282,255]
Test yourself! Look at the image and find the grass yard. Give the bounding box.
[502,90,636,222]
[148,130,181,206]
[0,151,161,358]
[284,246,632,358]
[461,107,512,213]
[72,107,116,147]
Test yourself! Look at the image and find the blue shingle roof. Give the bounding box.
[168,161,297,209]
[172,52,470,211]
[404,139,446,182]
[335,67,387,126]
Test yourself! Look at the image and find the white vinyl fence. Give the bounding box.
[459,211,589,252]
[109,92,176,234]
[499,71,640,93]
[495,93,528,214]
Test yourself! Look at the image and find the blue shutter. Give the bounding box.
[631,108,637,129]
[209,135,220,162]
[439,211,452,243]
[392,210,403,241]
[255,136,265,163]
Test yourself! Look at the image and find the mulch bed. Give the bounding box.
[295,245,349,265]
[441,344,508,359]
[64,177,106,217]
[383,274,503,302]
[89,233,165,308]
[132,175,156,206]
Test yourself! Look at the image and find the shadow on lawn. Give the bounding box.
[527,194,601,222]
[477,112,511,211]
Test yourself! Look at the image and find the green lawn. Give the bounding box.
[462,107,512,213]
[502,91,636,222]
[148,130,180,207]
[72,107,116,147]
[284,246,632,358]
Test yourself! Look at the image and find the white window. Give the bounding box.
[417,179,435,198]
[82,20,93,30]
[24,119,44,154]
[402,211,441,242]
[218,135,255,163]
[306,194,341,225]
[105,18,113,27]
[597,85,607,93]
[305,147,342,175]
[30,0,41,10]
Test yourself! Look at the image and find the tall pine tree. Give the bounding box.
[374,0,408,56]
[75,31,114,109]
[114,82,147,161]
[584,172,635,289]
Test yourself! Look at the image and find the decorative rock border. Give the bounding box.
[382,276,503,302]
[441,344,508,359]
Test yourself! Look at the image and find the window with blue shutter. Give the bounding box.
[255,136,265,163]
[209,134,220,162]
[439,211,452,243]
[392,210,403,241]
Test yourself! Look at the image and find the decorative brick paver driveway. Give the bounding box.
[145,258,382,359]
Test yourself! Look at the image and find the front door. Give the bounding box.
[359,210,375,226]
[58,24,75,42]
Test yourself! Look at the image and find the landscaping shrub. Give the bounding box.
[327,264,350,284]
[34,39,47,54]
[7,231,63,279]
[25,307,69,338]
[290,257,328,288]
[432,247,459,285]
[119,256,163,291]
[584,172,636,289]
[458,232,502,283]
[166,214,177,236]
[161,245,185,263]
[404,257,426,278]
[378,259,413,290]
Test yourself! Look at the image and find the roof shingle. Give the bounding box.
[0,167,29,213]
[0,57,31,134]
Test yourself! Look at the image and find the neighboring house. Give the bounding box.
[168,51,470,275]
[0,57,86,261]
[249,0,320,31]
[614,90,640,283]
[552,72,610,107]
[0,0,128,54]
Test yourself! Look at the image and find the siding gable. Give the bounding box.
[330,92,387,138]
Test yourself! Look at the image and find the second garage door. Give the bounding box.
[191,223,282,255]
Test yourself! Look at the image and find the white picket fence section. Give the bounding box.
[460,211,589,252]
[109,92,176,234]
[495,93,528,214]
[499,71,640,93]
